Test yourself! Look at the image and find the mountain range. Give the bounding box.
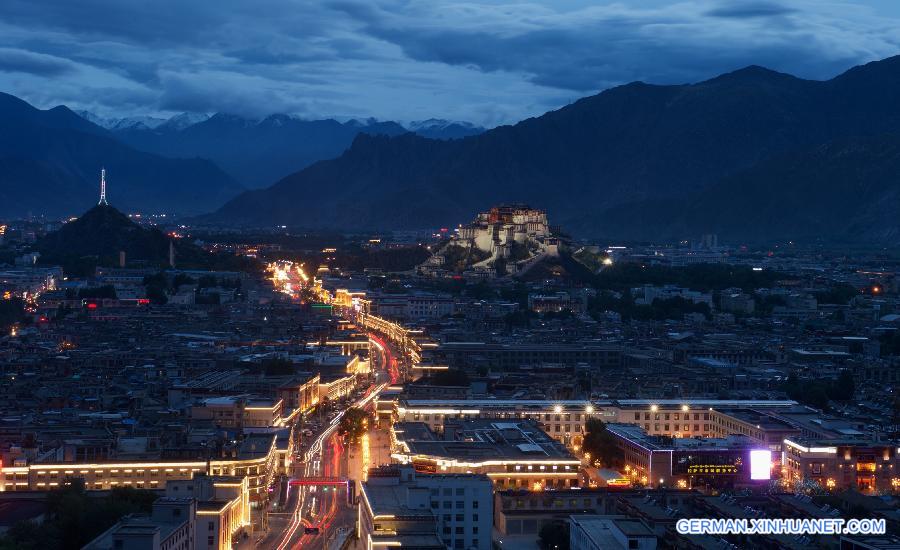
[0,94,484,217]
[94,112,484,188]
[597,134,900,242]
[6,55,900,242]
[0,93,243,218]
[207,55,900,243]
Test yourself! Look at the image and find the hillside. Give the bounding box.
[0,93,244,217]
[34,204,248,275]
[206,56,900,242]
[594,135,900,243]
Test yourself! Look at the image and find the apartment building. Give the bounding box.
[84,498,196,550]
[359,465,492,550]
[783,438,900,493]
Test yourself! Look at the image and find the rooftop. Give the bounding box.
[570,515,655,549]
[394,418,577,463]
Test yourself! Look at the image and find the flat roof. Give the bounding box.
[571,515,655,548]
[399,398,797,409]
[395,419,577,462]
[361,482,436,518]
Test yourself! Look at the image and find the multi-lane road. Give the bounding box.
[258,337,392,550]
[255,270,402,548]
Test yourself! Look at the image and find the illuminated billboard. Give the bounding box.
[673,451,743,476]
[749,449,772,480]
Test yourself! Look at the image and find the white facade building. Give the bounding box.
[360,465,493,550]
[569,515,657,550]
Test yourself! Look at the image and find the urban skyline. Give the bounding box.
[3,2,900,550]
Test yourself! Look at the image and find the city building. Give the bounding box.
[527,291,587,313]
[359,465,492,550]
[569,515,657,550]
[419,205,561,277]
[391,419,581,490]
[783,438,900,493]
[493,488,615,539]
[393,398,799,448]
[606,423,774,489]
[189,396,285,429]
[166,475,251,549]
[83,497,196,550]
[276,373,321,412]
[437,342,622,370]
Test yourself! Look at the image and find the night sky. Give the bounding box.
[2,0,899,126]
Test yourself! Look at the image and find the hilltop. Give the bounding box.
[34,204,252,275]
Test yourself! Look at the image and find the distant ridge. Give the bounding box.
[0,93,243,217]
[107,112,484,188]
[204,55,900,243]
[593,134,900,242]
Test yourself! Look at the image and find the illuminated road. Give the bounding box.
[265,383,386,550]
[368,333,399,385]
[259,270,400,548]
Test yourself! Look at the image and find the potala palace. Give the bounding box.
[420,205,565,277]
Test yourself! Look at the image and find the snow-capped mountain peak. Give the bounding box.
[75,110,167,131]
[406,118,478,131]
[158,112,211,131]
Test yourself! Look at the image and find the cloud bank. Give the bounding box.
[1,0,898,125]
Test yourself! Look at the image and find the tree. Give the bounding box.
[429,369,470,387]
[338,407,370,444]
[494,258,507,277]
[879,330,900,357]
[813,284,859,305]
[593,263,784,292]
[582,418,622,468]
[143,272,169,305]
[805,385,831,411]
[142,272,168,288]
[0,297,25,329]
[145,285,168,305]
[172,273,196,289]
[464,281,496,300]
[78,285,117,299]
[538,522,569,550]
[503,310,533,329]
[196,291,221,305]
[0,521,44,550]
[826,370,855,402]
[542,309,574,320]
[783,371,854,409]
[197,275,218,289]
[253,357,296,376]
[499,284,529,308]
[0,482,157,550]
[55,303,71,321]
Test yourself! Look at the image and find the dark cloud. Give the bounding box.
[0,0,898,124]
[706,1,796,18]
[336,1,900,94]
[157,71,315,118]
[0,47,75,76]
